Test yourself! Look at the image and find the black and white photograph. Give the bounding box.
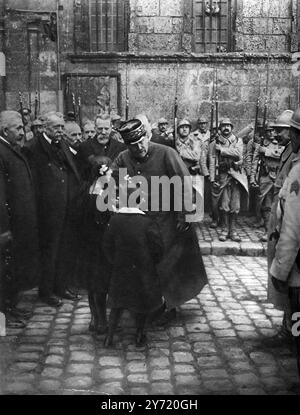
[0,0,300,398]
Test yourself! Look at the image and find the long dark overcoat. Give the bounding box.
[25,134,81,296]
[0,139,39,293]
[103,212,163,313]
[73,182,111,293]
[112,142,208,308]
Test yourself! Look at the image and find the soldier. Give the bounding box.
[19,107,34,143]
[193,116,212,217]
[176,119,204,221]
[267,110,295,339]
[31,118,44,138]
[269,108,300,378]
[151,118,174,148]
[113,118,208,325]
[209,118,248,242]
[250,122,285,241]
[246,119,264,226]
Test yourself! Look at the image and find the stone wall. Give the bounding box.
[0,0,298,130]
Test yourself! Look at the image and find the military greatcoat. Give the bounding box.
[112,142,208,308]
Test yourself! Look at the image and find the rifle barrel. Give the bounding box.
[19,91,27,141]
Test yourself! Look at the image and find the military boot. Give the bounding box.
[219,213,229,241]
[229,214,241,242]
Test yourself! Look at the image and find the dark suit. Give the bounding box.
[0,138,39,311]
[25,134,82,298]
[77,134,126,179]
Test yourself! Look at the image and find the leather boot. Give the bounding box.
[229,214,241,242]
[219,212,229,241]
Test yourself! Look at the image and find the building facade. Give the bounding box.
[0,0,299,130]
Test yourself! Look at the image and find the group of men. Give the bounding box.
[1,104,300,375]
[0,108,207,330]
[0,110,127,328]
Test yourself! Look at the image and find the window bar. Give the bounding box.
[116,0,119,50]
[105,0,108,51]
[210,0,213,51]
[202,0,206,53]
[228,0,232,52]
[88,0,92,51]
[96,0,99,51]
[218,0,221,52]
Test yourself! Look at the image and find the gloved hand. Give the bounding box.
[176,214,191,233]
[271,276,288,294]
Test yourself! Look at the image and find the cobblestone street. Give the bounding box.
[1,255,299,395]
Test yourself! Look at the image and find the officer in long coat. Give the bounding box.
[0,111,39,326]
[112,119,208,324]
[270,108,300,378]
[209,118,248,242]
[25,111,82,307]
[267,110,295,337]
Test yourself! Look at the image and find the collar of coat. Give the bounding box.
[291,148,300,164]
[218,133,237,145]
[118,207,146,215]
[38,133,81,182]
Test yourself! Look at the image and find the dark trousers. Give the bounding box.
[289,287,300,372]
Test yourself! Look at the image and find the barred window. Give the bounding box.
[193,0,235,53]
[74,0,129,53]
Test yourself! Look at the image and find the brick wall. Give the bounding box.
[0,0,298,130]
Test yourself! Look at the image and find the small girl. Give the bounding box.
[75,155,113,334]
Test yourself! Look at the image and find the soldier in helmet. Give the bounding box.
[267,109,295,341]
[31,118,44,138]
[176,119,205,221]
[208,118,248,242]
[250,121,285,241]
[193,116,212,217]
[269,108,300,378]
[19,107,34,143]
[245,119,264,226]
[151,118,174,148]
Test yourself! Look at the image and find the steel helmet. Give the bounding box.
[177,119,192,129]
[158,117,168,125]
[219,118,233,128]
[290,108,300,131]
[198,116,208,124]
[274,110,294,128]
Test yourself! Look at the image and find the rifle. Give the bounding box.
[72,92,77,121]
[173,96,178,150]
[254,56,270,186]
[78,96,82,130]
[214,68,220,187]
[19,91,27,141]
[34,90,39,120]
[125,95,129,120]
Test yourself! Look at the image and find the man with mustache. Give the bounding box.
[77,116,126,179]
[151,118,174,148]
[209,118,248,242]
[25,112,82,306]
